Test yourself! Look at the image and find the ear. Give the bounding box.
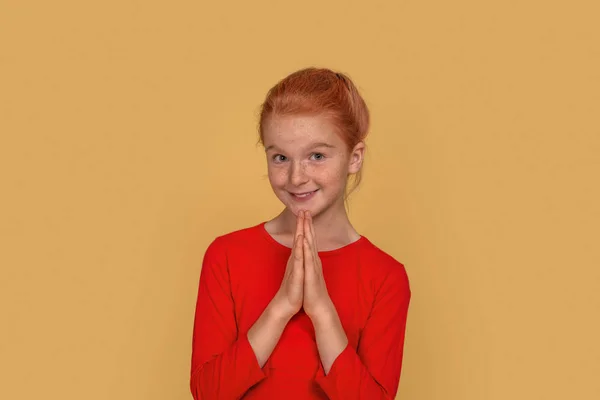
[348,141,365,174]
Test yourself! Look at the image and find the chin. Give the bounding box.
[288,201,325,218]
[289,203,312,215]
[275,189,335,218]
[281,197,317,216]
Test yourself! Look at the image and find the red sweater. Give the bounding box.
[190,221,411,399]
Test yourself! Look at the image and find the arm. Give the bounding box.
[310,299,348,374]
[189,237,291,399]
[247,300,293,367]
[313,265,411,399]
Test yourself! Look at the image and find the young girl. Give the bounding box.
[190,68,411,399]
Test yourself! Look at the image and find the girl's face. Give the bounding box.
[262,114,363,218]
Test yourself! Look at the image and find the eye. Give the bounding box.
[272,154,287,163]
[311,152,325,161]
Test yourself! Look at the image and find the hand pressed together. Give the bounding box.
[274,210,334,321]
[300,210,334,320]
[273,210,306,318]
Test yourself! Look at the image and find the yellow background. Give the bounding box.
[1,1,599,399]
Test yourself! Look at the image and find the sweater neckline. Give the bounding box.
[258,221,366,257]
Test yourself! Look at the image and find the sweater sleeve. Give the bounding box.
[190,236,266,399]
[314,264,411,399]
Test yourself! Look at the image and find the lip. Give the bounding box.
[289,189,319,202]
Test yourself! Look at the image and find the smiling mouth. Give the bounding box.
[290,189,319,198]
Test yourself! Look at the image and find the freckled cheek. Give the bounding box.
[267,167,288,186]
[319,166,345,185]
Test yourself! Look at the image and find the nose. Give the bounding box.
[289,160,308,187]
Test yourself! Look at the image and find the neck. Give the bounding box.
[276,199,357,246]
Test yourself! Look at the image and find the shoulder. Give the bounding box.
[360,238,407,275]
[200,223,265,279]
[204,222,265,258]
[359,237,411,293]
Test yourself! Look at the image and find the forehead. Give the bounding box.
[263,114,344,150]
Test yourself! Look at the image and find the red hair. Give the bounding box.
[258,67,370,201]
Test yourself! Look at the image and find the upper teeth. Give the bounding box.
[295,191,314,197]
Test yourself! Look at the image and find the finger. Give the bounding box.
[294,233,304,262]
[303,236,314,275]
[305,212,319,264]
[295,235,305,279]
[291,234,304,278]
[303,211,311,245]
[285,233,300,279]
[295,210,304,240]
[308,212,317,249]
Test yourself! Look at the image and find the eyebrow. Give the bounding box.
[265,142,336,152]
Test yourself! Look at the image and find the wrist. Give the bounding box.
[267,298,295,323]
[308,299,337,327]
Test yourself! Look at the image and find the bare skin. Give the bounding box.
[248,113,365,372]
[247,210,306,367]
[248,210,349,373]
[264,207,361,252]
[261,114,365,252]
